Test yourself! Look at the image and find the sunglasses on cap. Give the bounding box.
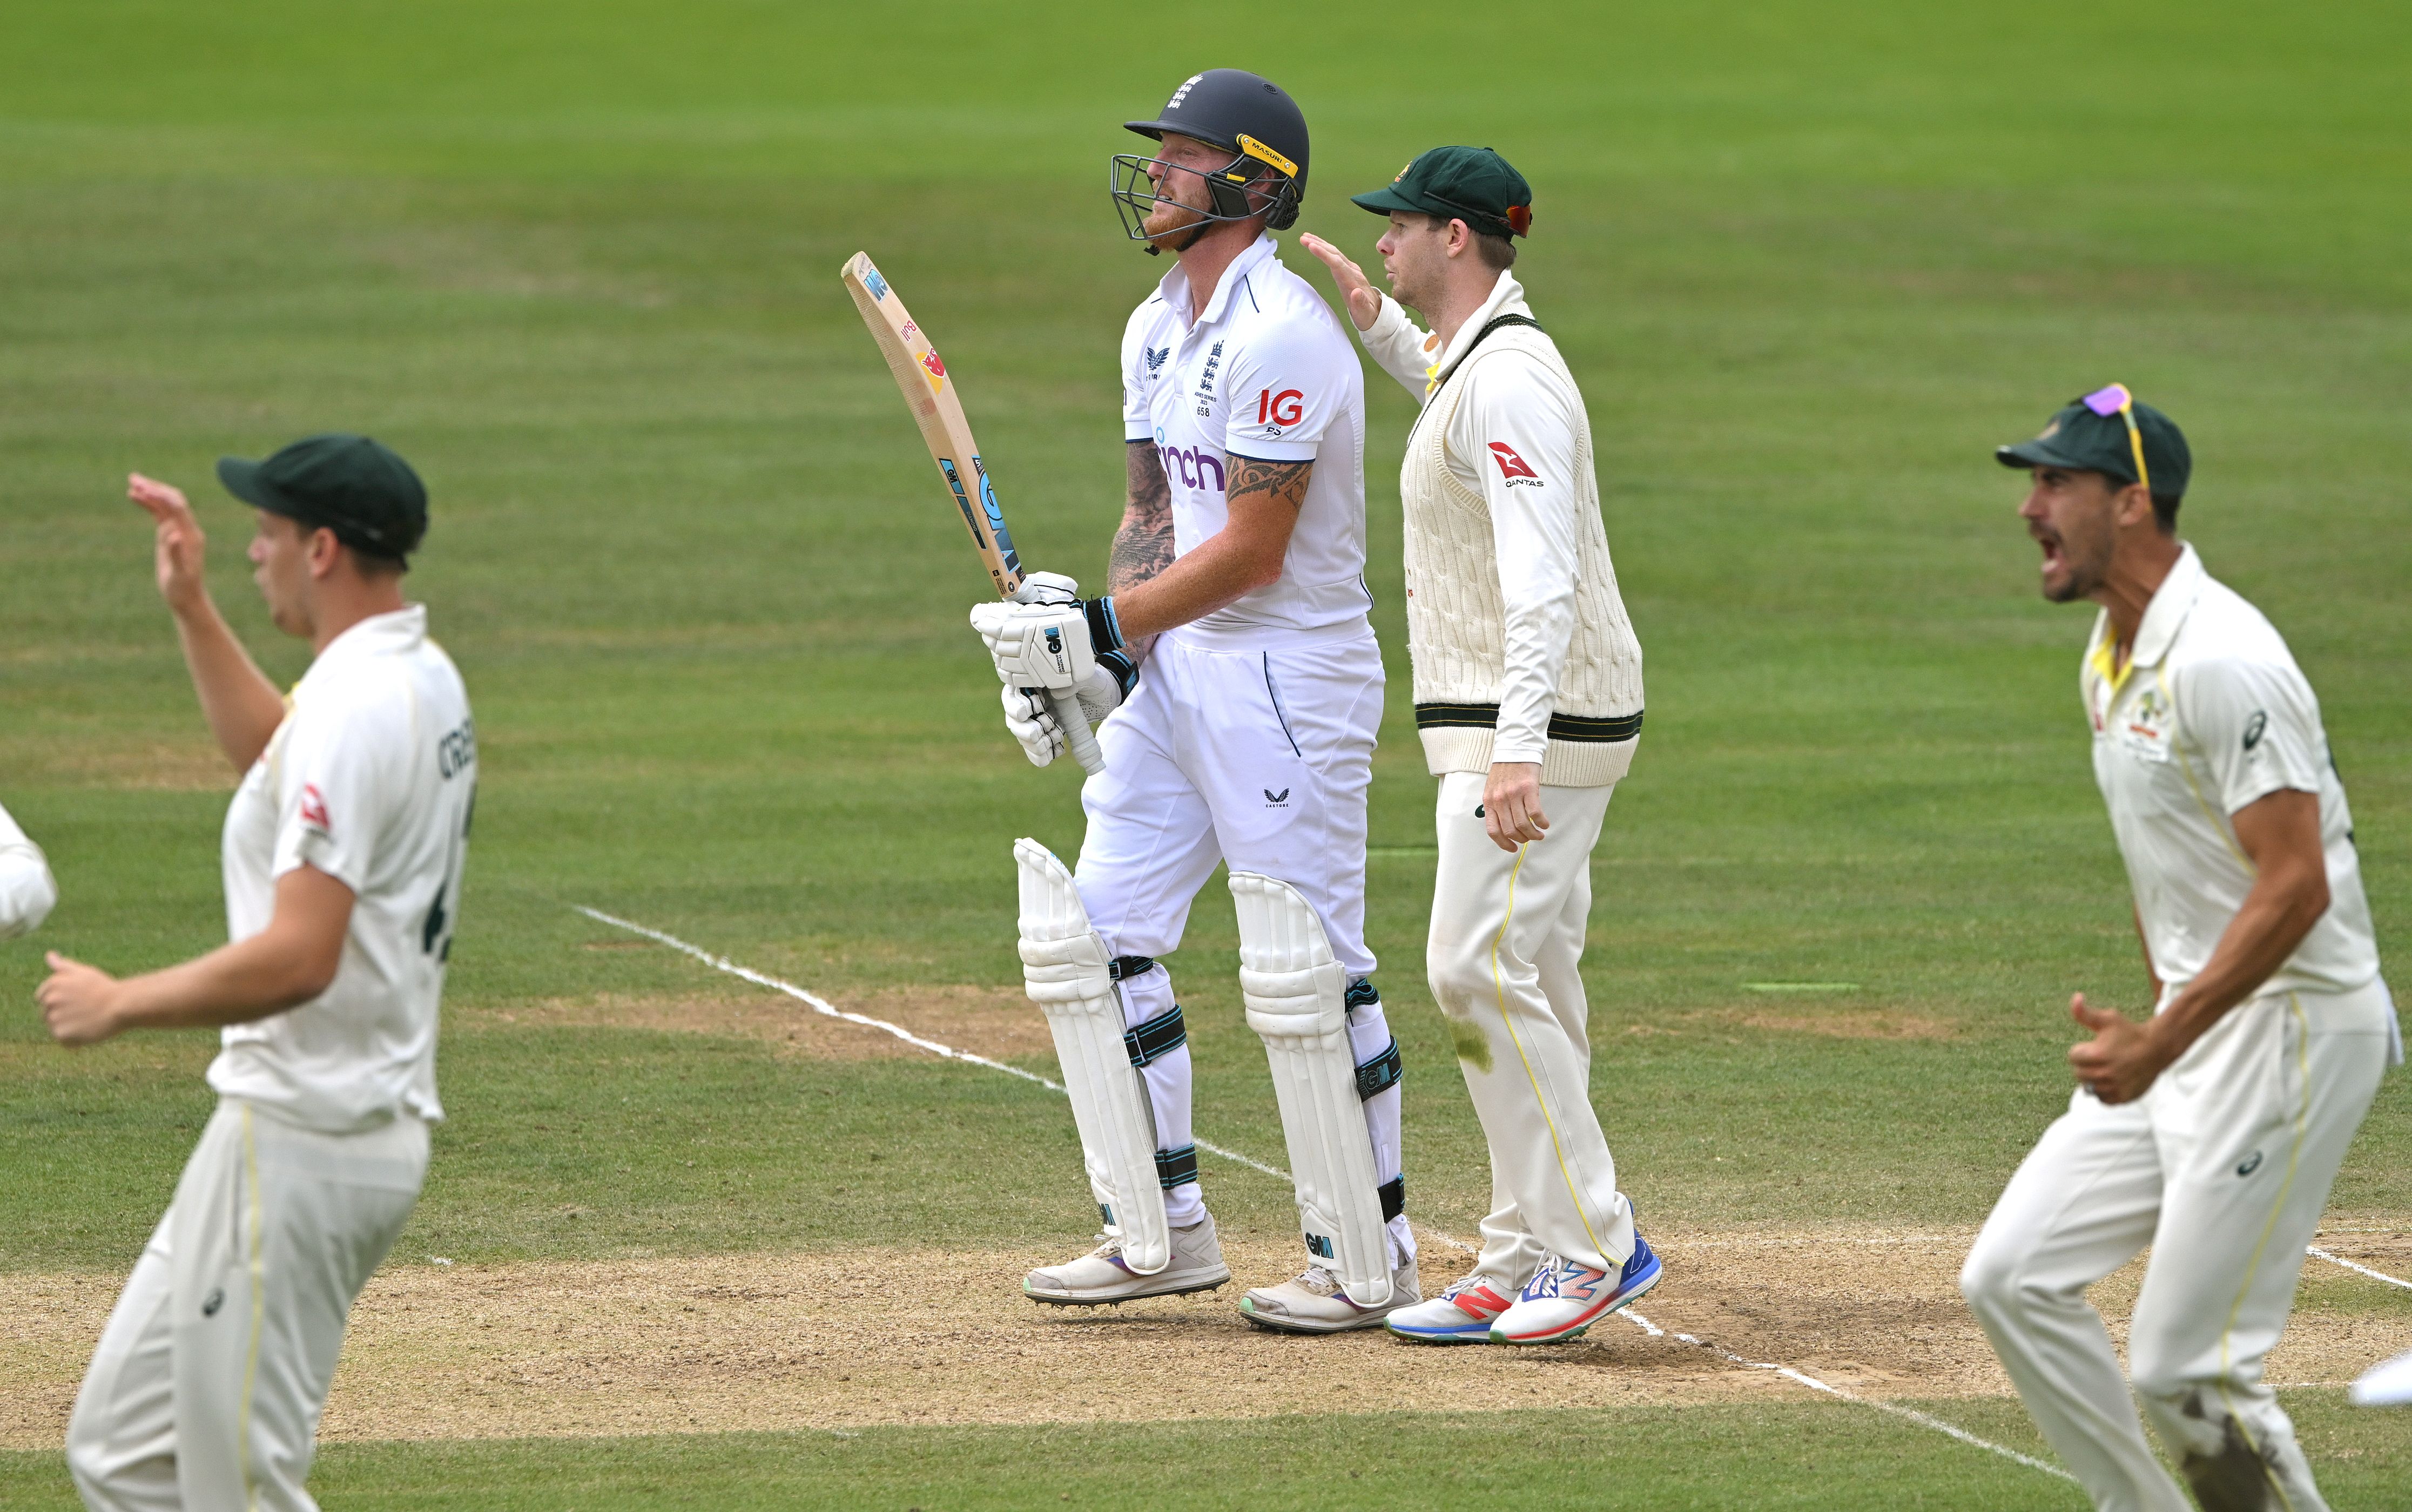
[2082,383,2150,493]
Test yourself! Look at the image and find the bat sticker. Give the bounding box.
[863,266,891,300]
[938,458,987,547]
[975,460,1023,576]
[921,350,947,397]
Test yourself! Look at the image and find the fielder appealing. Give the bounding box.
[1,799,58,939]
[1961,390,2395,1512]
[42,435,475,1512]
[969,69,1418,1332]
[1303,148,1660,1347]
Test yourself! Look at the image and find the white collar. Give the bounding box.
[2127,543,2204,672]
[1157,234,1280,332]
[1430,267,1532,374]
[2084,543,2203,688]
[298,605,427,693]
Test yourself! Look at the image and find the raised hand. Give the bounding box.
[1296,233,1381,333]
[126,473,208,615]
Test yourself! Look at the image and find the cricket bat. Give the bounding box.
[840,251,1105,776]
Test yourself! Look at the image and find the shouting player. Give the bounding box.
[1302,148,1659,1346]
[971,69,1417,1332]
[1961,390,2395,1511]
[42,436,475,1512]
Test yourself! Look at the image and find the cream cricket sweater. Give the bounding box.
[1358,271,1643,786]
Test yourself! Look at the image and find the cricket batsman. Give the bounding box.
[969,68,1418,1331]
[1301,148,1660,1346]
[1,799,58,939]
[42,435,476,1511]
[1960,389,2396,1511]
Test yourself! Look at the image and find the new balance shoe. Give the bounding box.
[1489,1234,1662,1345]
[1023,1213,1231,1306]
[1239,1251,1421,1334]
[1385,1271,1516,1344]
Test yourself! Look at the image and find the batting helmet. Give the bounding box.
[1113,69,1310,247]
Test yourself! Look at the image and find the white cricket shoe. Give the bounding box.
[1238,1252,1421,1334]
[2352,1348,2412,1406]
[1022,1214,1231,1306]
[1386,1272,1518,1344]
[1490,1234,1662,1345]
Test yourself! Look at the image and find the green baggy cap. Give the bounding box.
[1995,391,2190,496]
[217,433,429,561]
[1351,145,1532,240]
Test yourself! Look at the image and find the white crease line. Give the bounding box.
[1658,1329,2074,1481]
[2308,1246,2412,1291]
[573,906,1060,1088]
[574,903,2065,1483]
[1413,1222,2052,1474]
[576,906,1284,1182]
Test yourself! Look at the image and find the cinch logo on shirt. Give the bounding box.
[1488,442,1543,485]
[1159,443,1226,492]
[299,784,332,835]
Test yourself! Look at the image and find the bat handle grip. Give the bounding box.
[1049,691,1107,776]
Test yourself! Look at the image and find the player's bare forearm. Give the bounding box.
[38,865,354,1044]
[173,596,287,773]
[1111,456,1309,640]
[1109,441,1177,661]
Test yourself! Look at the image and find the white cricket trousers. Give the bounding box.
[1960,978,2394,1512]
[1075,623,1407,1257]
[68,1100,428,1512]
[1426,771,1634,1282]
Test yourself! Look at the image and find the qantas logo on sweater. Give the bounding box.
[299,784,331,835]
[1488,442,1544,487]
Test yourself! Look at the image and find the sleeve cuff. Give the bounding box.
[1227,441,1320,464]
[1363,293,1411,347]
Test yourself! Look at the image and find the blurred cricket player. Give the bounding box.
[1961,389,2396,1512]
[44,435,475,1512]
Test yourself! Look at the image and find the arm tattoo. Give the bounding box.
[1110,441,1176,596]
[1225,455,1313,514]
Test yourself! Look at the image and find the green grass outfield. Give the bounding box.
[3,1,2409,1506]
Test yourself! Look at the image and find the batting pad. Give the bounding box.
[1230,871,1393,1308]
[1014,838,1170,1275]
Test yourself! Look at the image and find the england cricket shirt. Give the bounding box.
[1120,234,1370,636]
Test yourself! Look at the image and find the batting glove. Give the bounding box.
[969,592,1126,693]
